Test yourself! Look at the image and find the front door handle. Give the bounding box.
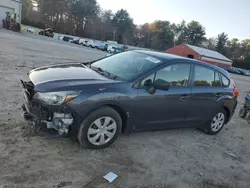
[180,94,188,101]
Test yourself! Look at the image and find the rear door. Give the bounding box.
[188,64,224,125]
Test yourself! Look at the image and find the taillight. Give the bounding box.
[233,87,239,97]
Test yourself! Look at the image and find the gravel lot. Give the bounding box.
[0,29,250,188]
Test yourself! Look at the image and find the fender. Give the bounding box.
[67,91,137,135]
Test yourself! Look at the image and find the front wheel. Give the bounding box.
[205,109,227,135]
[77,107,122,149]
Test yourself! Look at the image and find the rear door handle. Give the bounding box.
[180,94,188,101]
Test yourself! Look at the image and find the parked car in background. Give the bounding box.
[227,67,250,76]
[38,28,54,37]
[27,28,35,33]
[107,45,120,53]
[86,40,96,48]
[79,38,88,46]
[62,36,74,42]
[107,45,128,54]
[237,68,250,76]
[243,70,250,76]
[97,43,108,51]
[227,67,242,74]
[86,40,107,50]
[94,41,108,50]
[21,50,238,149]
[70,38,80,45]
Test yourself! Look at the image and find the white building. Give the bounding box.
[0,0,22,27]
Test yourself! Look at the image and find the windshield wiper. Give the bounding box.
[91,66,110,75]
[88,65,119,80]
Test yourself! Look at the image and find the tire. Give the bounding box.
[239,107,247,118]
[247,114,250,124]
[205,108,227,135]
[77,107,122,149]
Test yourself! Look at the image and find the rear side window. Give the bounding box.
[221,75,230,87]
[193,65,215,87]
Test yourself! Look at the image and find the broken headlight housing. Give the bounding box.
[34,91,79,105]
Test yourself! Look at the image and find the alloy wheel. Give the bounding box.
[87,116,117,146]
[211,112,225,132]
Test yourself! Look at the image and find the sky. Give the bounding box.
[97,0,250,40]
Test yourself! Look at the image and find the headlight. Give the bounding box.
[34,91,79,105]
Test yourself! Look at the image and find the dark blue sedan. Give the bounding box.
[21,50,238,149]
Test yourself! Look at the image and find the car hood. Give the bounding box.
[29,63,109,85]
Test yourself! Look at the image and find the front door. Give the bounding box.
[135,63,192,130]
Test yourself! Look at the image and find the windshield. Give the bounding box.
[91,51,162,81]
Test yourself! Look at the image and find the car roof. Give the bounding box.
[134,50,230,77]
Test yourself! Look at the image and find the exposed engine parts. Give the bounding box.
[21,79,74,136]
[42,113,74,135]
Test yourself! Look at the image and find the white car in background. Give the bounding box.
[79,38,88,46]
[107,45,117,53]
[107,44,124,53]
[86,40,96,48]
[27,28,35,33]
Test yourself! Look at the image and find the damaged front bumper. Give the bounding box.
[21,80,76,138]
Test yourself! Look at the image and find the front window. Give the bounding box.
[139,63,191,88]
[154,63,191,87]
[91,51,162,81]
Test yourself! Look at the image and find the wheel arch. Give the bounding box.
[79,103,129,134]
[105,104,128,133]
[222,106,230,124]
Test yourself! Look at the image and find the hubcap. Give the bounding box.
[87,117,117,146]
[211,112,225,132]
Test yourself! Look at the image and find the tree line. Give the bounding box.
[22,0,250,62]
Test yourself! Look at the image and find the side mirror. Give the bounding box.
[154,79,170,91]
[144,79,152,87]
[144,79,156,94]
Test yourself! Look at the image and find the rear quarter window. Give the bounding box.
[213,72,221,87]
[221,74,230,87]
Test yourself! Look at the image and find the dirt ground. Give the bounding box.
[0,29,250,188]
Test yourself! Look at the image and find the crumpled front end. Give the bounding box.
[21,80,75,138]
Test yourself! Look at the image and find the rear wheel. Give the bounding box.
[77,107,122,149]
[239,107,247,118]
[205,109,227,135]
[247,114,250,124]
